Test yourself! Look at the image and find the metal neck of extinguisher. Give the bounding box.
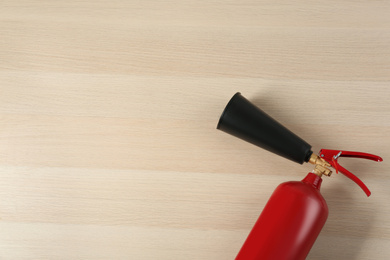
[308,154,332,177]
[308,149,383,197]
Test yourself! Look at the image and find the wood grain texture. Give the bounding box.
[0,1,389,259]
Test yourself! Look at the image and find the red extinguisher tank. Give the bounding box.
[236,173,328,260]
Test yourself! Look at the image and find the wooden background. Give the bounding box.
[1,1,389,259]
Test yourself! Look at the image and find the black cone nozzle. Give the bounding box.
[217,93,313,164]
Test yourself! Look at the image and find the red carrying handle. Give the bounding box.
[319,149,383,197]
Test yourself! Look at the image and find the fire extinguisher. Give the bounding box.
[216,93,382,260]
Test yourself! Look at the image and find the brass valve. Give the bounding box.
[308,154,332,177]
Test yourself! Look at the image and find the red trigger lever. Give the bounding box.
[319,149,383,197]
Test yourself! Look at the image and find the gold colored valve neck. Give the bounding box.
[309,153,332,177]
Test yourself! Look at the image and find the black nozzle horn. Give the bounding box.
[217,92,312,164]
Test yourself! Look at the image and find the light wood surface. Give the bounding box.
[1,1,390,259]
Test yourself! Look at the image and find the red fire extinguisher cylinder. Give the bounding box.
[236,173,328,260]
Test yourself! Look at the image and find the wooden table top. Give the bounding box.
[1,1,389,259]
